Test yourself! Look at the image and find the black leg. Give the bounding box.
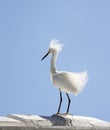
[66,93,71,114]
[57,90,62,114]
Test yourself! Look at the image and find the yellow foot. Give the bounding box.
[63,113,73,116]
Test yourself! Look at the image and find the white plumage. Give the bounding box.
[41,39,88,114]
[52,71,88,96]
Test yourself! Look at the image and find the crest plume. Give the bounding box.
[50,39,63,52]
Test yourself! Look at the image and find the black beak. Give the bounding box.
[41,50,50,61]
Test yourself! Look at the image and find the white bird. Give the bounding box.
[41,39,88,114]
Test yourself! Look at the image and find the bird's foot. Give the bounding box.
[56,112,63,115]
[51,112,73,117]
[63,113,73,116]
[51,113,61,117]
[51,112,65,117]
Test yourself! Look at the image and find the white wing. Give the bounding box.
[51,71,88,95]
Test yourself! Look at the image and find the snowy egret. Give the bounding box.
[41,40,88,114]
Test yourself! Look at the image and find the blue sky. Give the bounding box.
[0,0,110,122]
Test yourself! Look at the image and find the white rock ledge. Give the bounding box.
[0,114,109,130]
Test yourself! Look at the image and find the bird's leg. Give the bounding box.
[57,90,62,114]
[66,93,71,114]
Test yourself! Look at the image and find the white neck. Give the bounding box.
[50,52,57,75]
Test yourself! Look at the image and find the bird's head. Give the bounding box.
[41,39,63,61]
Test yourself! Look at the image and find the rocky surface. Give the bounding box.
[0,114,109,130]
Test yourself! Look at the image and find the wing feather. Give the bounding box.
[52,71,88,95]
